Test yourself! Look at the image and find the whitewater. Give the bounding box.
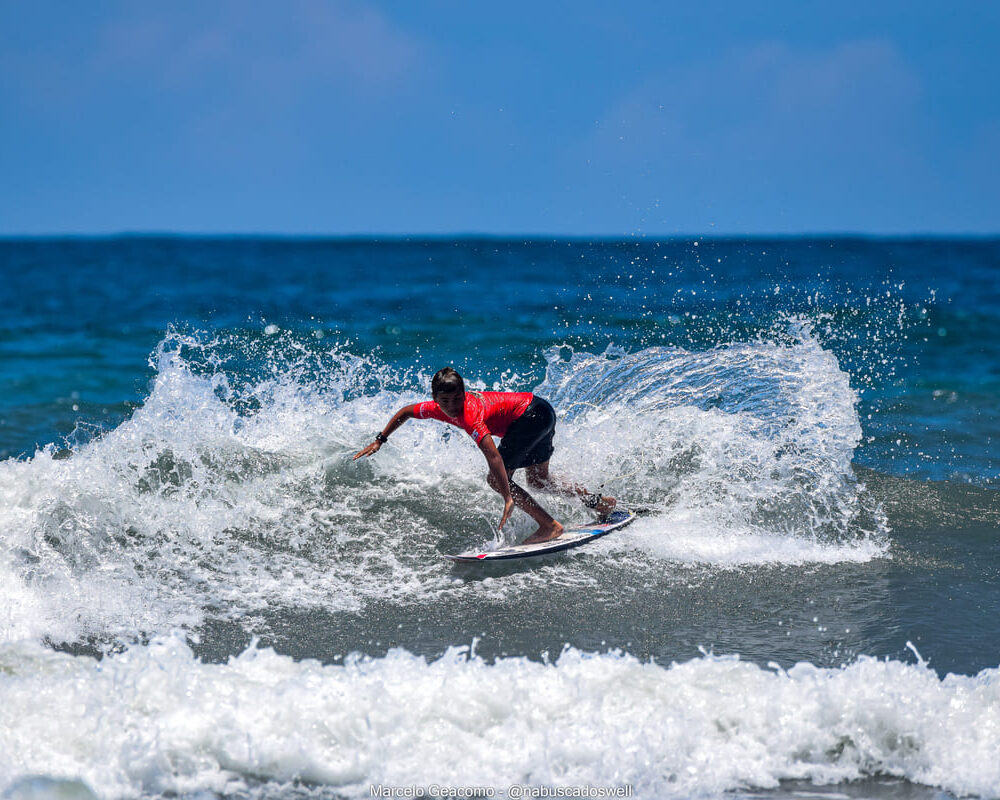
[1,236,998,800]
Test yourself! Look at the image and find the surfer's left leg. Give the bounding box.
[525,461,617,518]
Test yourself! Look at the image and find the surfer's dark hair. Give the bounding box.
[431,367,465,398]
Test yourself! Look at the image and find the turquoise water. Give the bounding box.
[0,236,997,799]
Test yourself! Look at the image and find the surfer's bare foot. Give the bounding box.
[521,520,564,545]
[582,492,617,518]
[593,496,617,519]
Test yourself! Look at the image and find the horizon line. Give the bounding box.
[2,230,999,242]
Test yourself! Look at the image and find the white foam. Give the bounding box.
[0,637,997,799]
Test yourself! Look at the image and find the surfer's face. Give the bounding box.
[434,389,465,419]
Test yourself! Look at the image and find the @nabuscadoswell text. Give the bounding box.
[370,785,634,798]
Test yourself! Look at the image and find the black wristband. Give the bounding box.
[375,432,389,444]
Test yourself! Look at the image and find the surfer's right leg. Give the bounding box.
[492,398,566,542]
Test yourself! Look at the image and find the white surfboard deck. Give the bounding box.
[444,509,636,563]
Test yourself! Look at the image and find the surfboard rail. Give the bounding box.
[444,509,636,563]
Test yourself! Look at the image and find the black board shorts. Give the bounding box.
[498,396,556,471]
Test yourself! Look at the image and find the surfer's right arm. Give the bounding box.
[353,405,417,459]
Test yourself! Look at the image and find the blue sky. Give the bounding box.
[1,1,998,235]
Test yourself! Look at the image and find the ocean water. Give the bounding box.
[0,236,997,800]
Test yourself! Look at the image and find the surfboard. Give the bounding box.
[444,509,636,563]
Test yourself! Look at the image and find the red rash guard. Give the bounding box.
[414,391,534,444]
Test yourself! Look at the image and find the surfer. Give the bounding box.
[353,367,615,544]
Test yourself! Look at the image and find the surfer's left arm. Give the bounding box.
[478,436,516,530]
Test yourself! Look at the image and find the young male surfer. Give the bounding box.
[353,367,615,544]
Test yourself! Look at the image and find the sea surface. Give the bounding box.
[0,236,997,800]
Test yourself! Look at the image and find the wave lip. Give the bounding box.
[1,637,998,799]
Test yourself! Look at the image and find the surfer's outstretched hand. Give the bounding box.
[499,496,515,530]
[353,441,381,460]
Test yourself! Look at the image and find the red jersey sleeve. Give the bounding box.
[464,396,490,444]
